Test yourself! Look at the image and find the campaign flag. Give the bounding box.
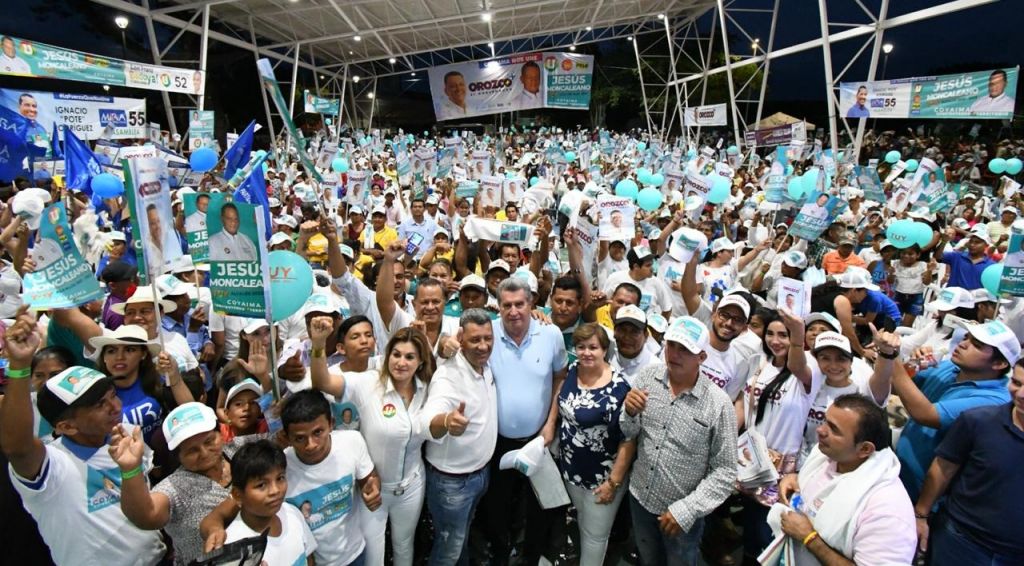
[0,105,30,180]
[208,200,268,317]
[999,228,1024,296]
[22,203,104,309]
[223,120,255,180]
[233,170,272,239]
[49,121,62,159]
[126,157,184,278]
[62,126,103,191]
[183,192,224,263]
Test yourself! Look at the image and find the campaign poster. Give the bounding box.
[346,170,368,205]
[479,175,503,209]
[183,192,224,263]
[503,177,525,203]
[455,180,479,200]
[597,194,634,241]
[22,203,104,309]
[663,169,684,195]
[188,110,214,151]
[888,180,916,214]
[790,191,845,241]
[743,122,806,147]
[470,150,491,179]
[543,52,594,109]
[303,90,340,115]
[777,277,811,317]
[764,174,789,204]
[208,200,267,317]
[464,217,534,246]
[682,173,712,217]
[839,68,1018,120]
[316,141,338,171]
[414,147,436,178]
[999,230,1024,296]
[684,103,728,127]
[127,157,184,276]
[0,89,146,143]
[853,166,886,202]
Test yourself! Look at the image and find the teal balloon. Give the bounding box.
[637,167,652,179]
[269,251,314,321]
[909,221,933,248]
[787,177,805,200]
[686,148,697,158]
[615,179,639,200]
[91,173,123,198]
[989,158,1008,174]
[905,159,919,172]
[530,176,539,187]
[636,171,653,185]
[885,150,901,164]
[726,145,739,155]
[707,175,731,204]
[885,219,918,249]
[636,141,647,151]
[785,164,794,176]
[331,157,349,173]
[564,151,577,162]
[649,173,665,187]
[800,168,831,195]
[325,118,332,125]
[1006,158,1023,175]
[981,263,1004,298]
[359,137,369,146]
[261,162,268,176]
[637,187,663,211]
[189,147,217,172]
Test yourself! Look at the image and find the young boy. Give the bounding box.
[224,440,317,566]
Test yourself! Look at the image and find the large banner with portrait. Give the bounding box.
[839,68,1018,120]
[0,88,146,142]
[208,200,269,317]
[427,52,594,121]
[303,90,340,116]
[683,103,728,127]
[0,35,204,95]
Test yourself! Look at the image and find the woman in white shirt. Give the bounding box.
[310,321,435,566]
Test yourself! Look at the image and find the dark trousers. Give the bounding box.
[481,435,560,565]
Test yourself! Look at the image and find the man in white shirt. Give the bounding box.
[968,70,1016,114]
[184,193,210,234]
[0,35,32,75]
[438,71,471,120]
[209,202,259,262]
[516,61,543,109]
[602,246,674,318]
[420,308,498,565]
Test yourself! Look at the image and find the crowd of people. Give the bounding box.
[0,120,1023,566]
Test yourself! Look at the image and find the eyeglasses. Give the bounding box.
[715,309,746,326]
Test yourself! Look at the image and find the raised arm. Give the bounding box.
[780,307,812,388]
[375,240,406,329]
[309,316,345,398]
[890,357,941,428]
[680,251,703,316]
[109,424,171,529]
[0,308,47,480]
[866,323,898,406]
[529,216,552,278]
[737,239,770,272]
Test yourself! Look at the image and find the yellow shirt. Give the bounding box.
[354,226,399,279]
[596,304,613,330]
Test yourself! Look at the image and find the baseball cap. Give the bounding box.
[812,331,853,358]
[512,269,538,294]
[717,294,751,320]
[108,230,127,242]
[88,325,162,357]
[171,254,211,274]
[460,274,487,292]
[951,218,970,231]
[627,245,654,263]
[664,316,710,354]
[155,273,195,298]
[36,366,115,426]
[839,234,858,247]
[498,435,546,477]
[163,402,218,450]
[1000,205,1019,216]
[782,251,808,269]
[243,319,271,335]
[338,243,355,260]
[710,237,735,254]
[0,265,22,319]
[805,312,841,333]
[349,205,365,216]
[487,259,511,274]
[970,287,1011,305]
[269,232,292,247]
[967,226,992,245]
[371,205,387,216]
[614,305,647,329]
[426,194,440,205]
[101,260,136,284]
[224,378,263,408]
[111,285,177,315]
[301,293,338,317]
[930,287,975,311]
[274,214,298,229]
[966,320,1021,365]
[268,197,282,208]
[647,313,668,334]
[907,206,936,222]
[838,270,880,291]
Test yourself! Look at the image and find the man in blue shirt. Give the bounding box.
[890,319,1018,500]
[845,86,871,118]
[396,198,438,261]
[855,288,903,331]
[936,227,995,290]
[481,276,568,566]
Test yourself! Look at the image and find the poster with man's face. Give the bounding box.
[128,158,184,276]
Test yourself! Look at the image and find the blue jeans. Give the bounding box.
[629,493,704,566]
[347,549,366,566]
[425,464,489,566]
[930,511,1018,566]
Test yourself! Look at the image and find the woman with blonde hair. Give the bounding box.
[310,319,434,566]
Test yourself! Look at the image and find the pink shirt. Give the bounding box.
[795,460,916,565]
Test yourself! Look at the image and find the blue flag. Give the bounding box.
[63,127,103,193]
[233,170,271,239]
[50,122,63,159]
[223,120,256,180]
[0,105,30,181]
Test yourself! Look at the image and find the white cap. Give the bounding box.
[242,319,271,335]
[966,319,1021,365]
[170,254,210,274]
[224,378,263,407]
[44,366,110,406]
[371,205,387,216]
[268,197,282,208]
[970,287,1011,305]
[709,237,736,254]
[717,294,751,320]
[951,218,970,231]
[426,194,440,205]
[274,214,298,229]
[111,285,177,315]
[487,259,511,274]
[498,436,547,477]
[155,273,195,298]
[805,312,841,333]
[812,331,852,357]
[781,251,808,269]
[1000,205,1019,216]
[339,243,355,260]
[512,268,538,294]
[163,402,218,450]
[269,232,292,247]
[907,207,936,222]
[664,316,710,354]
[967,226,992,245]
[460,274,487,291]
[647,313,668,334]
[614,304,647,329]
[838,270,880,291]
[349,205,365,216]
[930,287,975,311]
[301,293,338,317]
[108,230,127,242]
[0,265,23,319]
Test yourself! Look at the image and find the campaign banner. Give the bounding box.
[126,157,185,277]
[744,122,807,147]
[479,175,503,209]
[789,191,845,241]
[597,194,634,241]
[427,52,593,120]
[0,88,146,142]
[684,103,728,127]
[183,192,224,263]
[256,58,322,183]
[682,173,712,217]
[464,217,534,246]
[187,110,214,152]
[853,166,886,202]
[764,174,789,204]
[999,229,1024,296]
[22,203,104,309]
[0,35,204,95]
[504,177,526,203]
[303,90,340,116]
[470,150,491,179]
[839,68,1019,121]
[209,201,268,317]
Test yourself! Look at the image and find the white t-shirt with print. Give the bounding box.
[597,256,628,292]
[894,261,927,295]
[744,362,823,455]
[602,271,674,315]
[284,430,375,565]
[701,342,751,401]
[697,259,739,302]
[801,357,880,461]
[224,502,316,566]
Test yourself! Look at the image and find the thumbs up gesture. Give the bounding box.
[446,401,470,436]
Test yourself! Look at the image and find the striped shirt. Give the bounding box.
[620,363,738,531]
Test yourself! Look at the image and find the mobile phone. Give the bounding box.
[406,232,425,255]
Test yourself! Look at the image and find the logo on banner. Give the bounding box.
[99,109,127,127]
[561,59,573,72]
[544,56,557,72]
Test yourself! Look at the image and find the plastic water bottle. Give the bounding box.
[791,493,804,512]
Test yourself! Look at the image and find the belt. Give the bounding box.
[426,460,488,479]
[381,470,420,497]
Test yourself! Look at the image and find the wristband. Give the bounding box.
[878,350,898,360]
[121,466,144,480]
[311,348,326,359]
[915,512,929,519]
[802,531,820,546]
[5,367,31,379]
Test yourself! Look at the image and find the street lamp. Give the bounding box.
[115,16,129,59]
[751,38,760,53]
[881,43,894,79]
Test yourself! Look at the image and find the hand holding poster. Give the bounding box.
[597,194,634,241]
[777,277,811,318]
[463,217,534,245]
[209,201,269,317]
[682,173,712,217]
[22,203,104,309]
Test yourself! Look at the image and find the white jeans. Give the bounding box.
[566,480,627,566]
[359,471,425,566]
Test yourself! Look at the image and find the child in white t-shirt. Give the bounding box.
[892,245,933,327]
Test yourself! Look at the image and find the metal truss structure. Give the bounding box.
[87,0,998,149]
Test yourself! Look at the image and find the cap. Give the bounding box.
[782,251,808,269]
[371,205,387,216]
[775,222,789,230]
[434,227,451,241]
[349,205,365,216]
[242,319,271,335]
[487,259,511,274]
[163,402,218,450]
[907,207,936,222]
[269,232,292,247]
[498,436,546,477]
[512,269,538,294]
[301,293,338,317]
[966,320,1021,365]
[658,209,672,219]
[111,285,177,314]
[970,287,1011,305]
[664,316,710,354]
[0,266,22,319]
[951,218,970,231]
[717,294,751,320]
[426,194,440,205]
[170,254,210,274]
[930,287,975,311]
[967,226,992,245]
[36,366,114,426]
[101,260,136,283]
[274,215,298,229]
[155,273,195,298]
[459,274,487,292]
[647,313,668,334]
[108,230,127,242]
[339,243,355,260]
[224,378,263,408]
[709,237,735,254]
[812,331,853,357]
[839,234,858,247]
[627,245,654,263]
[838,270,880,291]
[268,197,282,208]
[805,312,841,333]
[614,305,647,329]
[1000,205,1019,216]
[88,325,162,357]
